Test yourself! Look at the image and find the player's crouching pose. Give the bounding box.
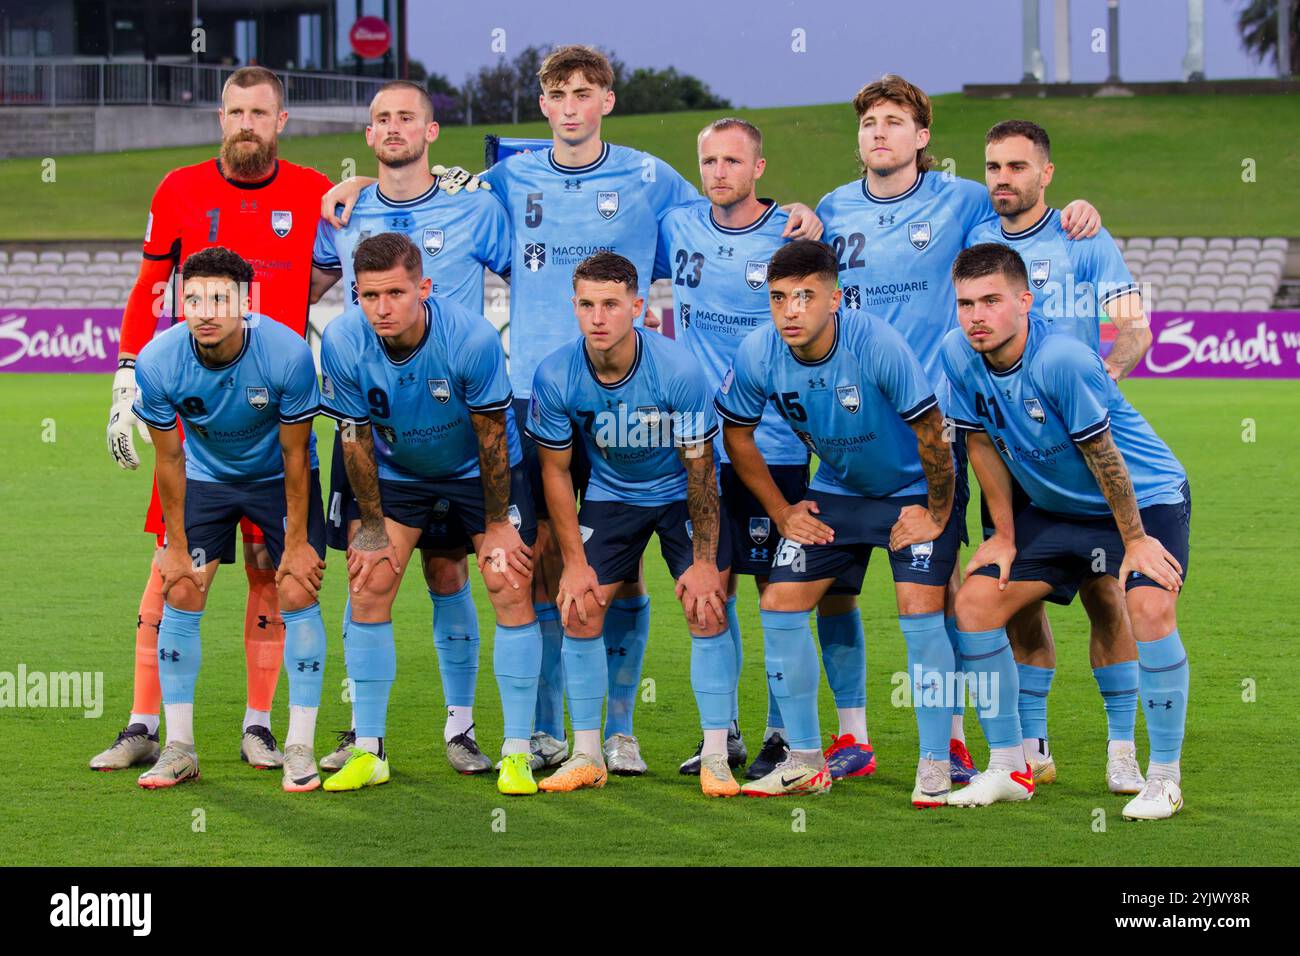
[526,252,736,797]
[132,248,328,792]
[943,244,1190,819]
[716,241,960,804]
[319,233,543,796]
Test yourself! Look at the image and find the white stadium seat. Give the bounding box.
[1153,237,1180,250]
[38,251,63,263]
[1199,261,1226,277]
[1241,298,1272,311]
[1201,249,1230,263]
[31,263,59,275]
[1159,297,1186,311]
[120,251,143,265]
[1180,237,1207,250]
[64,251,90,264]
[1263,237,1289,250]
[1207,238,1235,250]
[58,263,85,275]
[1254,262,1283,280]
[1126,237,1153,251]
[4,261,32,274]
[1168,260,1198,276]
[1185,298,1214,310]
[11,250,37,263]
[1235,237,1262,251]
[1162,273,1193,289]
[1188,284,1218,300]
[1258,248,1286,265]
[1218,276,1248,293]
[1212,298,1241,311]
[1225,261,1253,277]
[85,263,114,276]
[0,251,8,264]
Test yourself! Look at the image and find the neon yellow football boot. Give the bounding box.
[322,746,390,792]
[497,752,539,795]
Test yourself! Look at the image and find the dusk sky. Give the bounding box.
[406,0,1275,108]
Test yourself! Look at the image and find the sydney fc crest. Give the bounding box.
[246,387,269,410]
[597,191,619,220]
[422,228,444,256]
[836,385,861,413]
[1029,259,1050,289]
[637,405,662,429]
[525,242,546,272]
[908,220,931,251]
[431,498,450,519]
[428,379,451,404]
[271,210,292,238]
[909,541,933,571]
[1024,397,1046,423]
[507,504,522,530]
[749,517,771,544]
[745,260,768,290]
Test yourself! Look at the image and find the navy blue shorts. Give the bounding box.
[579,498,732,585]
[972,481,1192,604]
[721,461,809,577]
[178,470,327,568]
[378,465,538,550]
[515,396,590,520]
[765,490,961,594]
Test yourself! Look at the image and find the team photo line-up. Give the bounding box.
[93,44,1190,820]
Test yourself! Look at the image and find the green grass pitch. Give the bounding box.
[0,373,1296,866]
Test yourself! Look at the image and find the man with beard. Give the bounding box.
[94,66,333,773]
[308,80,513,776]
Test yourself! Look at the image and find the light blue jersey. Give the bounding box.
[716,310,938,499]
[480,143,700,397]
[318,297,521,482]
[652,199,807,467]
[133,315,320,483]
[312,180,512,313]
[942,319,1187,517]
[816,171,995,391]
[527,328,718,508]
[966,208,1138,352]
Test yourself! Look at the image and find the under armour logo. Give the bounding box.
[766,671,784,681]
[1147,698,1174,710]
[877,213,896,226]
[607,647,628,657]
[564,178,582,191]
[257,615,272,630]
[297,661,321,672]
[159,649,179,662]
[808,377,825,388]
[138,615,159,632]
[717,245,734,258]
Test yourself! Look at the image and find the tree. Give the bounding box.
[615,66,731,115]
[1236,0,1299,73]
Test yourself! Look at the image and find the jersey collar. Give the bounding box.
[376,179,440,208]
[861,169,925,205]
[379,300,433,366]
[548,142,611,174]
[1000,207,1055,241]
[191,321,250,370]
[584,326,643,389]
[983,320,1035,377]
[709,198,778,235]
[214,158,280,190]
[788,314,840,367]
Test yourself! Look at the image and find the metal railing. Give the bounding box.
[0,58,388,108]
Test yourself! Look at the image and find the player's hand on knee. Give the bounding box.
[346,523,401,594]
[780,202,824,241]
[775,500,834,546]
[889,504,943,551]
[964,533,1016,590]
[478,520,533,590]
[1060,199,1101,239]
[107,365,150,470]
[431,165,489,195]
[557,563,603,628]
[675,562,726,630]
[321,177,366,228]
[157,544,205,600]
[276,542,326,600]
[1119,535,1182,593]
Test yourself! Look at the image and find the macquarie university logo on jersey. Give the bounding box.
[246,387,269,411]
[836,384,861,414]
[908,220,932,250]
[597,191,620,220]
[271,210,293,238]
[843,285,861,310]
[1023,397,1047,423]
[422,228,445,256]
[1029,259,1051,289]
[749,516,771,544]
[680,302,691,329]
[745,260,768,290]
[428,379,451,404]
[525,242,546,272]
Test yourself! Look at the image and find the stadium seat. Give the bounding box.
[1126,237,1153,251]
[42,285,67,300]
[1207,238,1235,251]
[1163,273,1193,290]
[1225,261,1253,277]
[85,263,114,276]
[1201,249,1230,264]
[38,251,63,264]
[1212,298,1241,311]
[1200,261,1226,277]
[0,250,8,264]
[1263,237,1289,250]
[120,251,143,265]
[1188,284,1217,300]
[11,251,37,264]
[1258,248,1286,265]
[32,263,59,275]
[1112,237,1126,250]
[64,251,90,264]
[1235,237,1262,251]
[1254,262,1283,281]
[1159,297,1186,311]
[1153,237,1180,250]
[93,251,119,264]
[4,261,32,275]
[1146,248,1175,264]
[1218,277,1248,294]
[1180,237,1207,250]
[1249,280,1279,298]
[1168,260,1197,276]
[7,299,34,308]
[1242,297,1272,311]
[58,263,85,275]
[1185,298,1213,310]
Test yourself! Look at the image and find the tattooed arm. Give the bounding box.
[675,440,726,631]
[340,421,401,590]
[889,406,955,551]
[1102,291,1152,382]
[470,409,531,587]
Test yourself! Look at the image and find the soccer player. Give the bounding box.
[814,74,1101,783]
[943,243,1190,820]
[323,45,822,775]
[95,67,333,772]
[309,80,514,775]
[716,240,960,804]
[526,252,733,797]
[130,247,328,792]
[967,119,1151,792]
[318,233,541,796]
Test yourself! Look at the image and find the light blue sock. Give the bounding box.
[603,595,650,738]
[691,629,737,731]
[900,612,955,760]
[725,595,742,722]
[1137,630,1189,763]
[1017,663,1055,742]
[561,635,607,732]
[346,620,397,739]
[283,604,326,708]
[342,595,351,643]
[158,605,202,704]
[945,615,964,718]
[817,608,866,708]
[494,621,543,741]
[533,603,565,739]
[956,627,1022,750]
[1093,661,1139,742]
[760,609,821,750]
[430,582,480,709]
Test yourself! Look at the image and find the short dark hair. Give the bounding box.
[767,240,839,285]
[182,246,254,287]
[572,251,638,292]
[986,119,1051,160]
[372,79,435,122]
[952,242,1029,290]
[353,232,423,280]
[222,66,283,112]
